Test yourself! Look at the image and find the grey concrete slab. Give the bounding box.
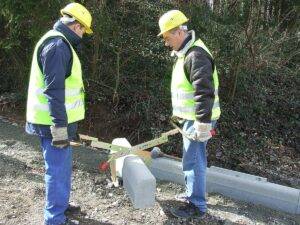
[296,191,300,214]
[148,157,300,214]
[207,170,300,214]
[209,166,267,182]
[122,156,156,209]
[149,157,185,185]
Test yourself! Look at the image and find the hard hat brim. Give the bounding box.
[157,18,189,37]
[85,27,93,34]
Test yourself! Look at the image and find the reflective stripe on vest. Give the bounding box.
[31,99,84,111]
[171,38,221,121]
[172,101,220,114]
[171,88,219,100]
[34,88,83,96]
[26,30,85,125]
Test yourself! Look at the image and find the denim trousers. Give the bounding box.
[182,120,215,213]
[40,137,72,225]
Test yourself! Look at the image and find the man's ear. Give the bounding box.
[73,23,79,29]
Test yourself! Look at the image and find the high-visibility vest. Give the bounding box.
[26,30,85,125]
[171,38,221,121]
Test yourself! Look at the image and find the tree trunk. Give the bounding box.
[205,0,214,11]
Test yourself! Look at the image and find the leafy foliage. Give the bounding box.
[0,1,299,173]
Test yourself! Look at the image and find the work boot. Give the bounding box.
[170,202,205,219]
[65,203,81,214]
[60,218,79,225]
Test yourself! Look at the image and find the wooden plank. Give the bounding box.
[134,150,151,159]
[162,128,179,137]
[79,134,98,141]
[131,135,168,151]
[170,121,194,140]
[110,159,118,185]
[91,140,131,152]
[70,141,81,147]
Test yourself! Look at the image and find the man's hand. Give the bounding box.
[50,126,69,148]
[192,121,212,142]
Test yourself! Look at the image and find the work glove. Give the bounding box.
[192,121,212,142]
[50,126,69,148]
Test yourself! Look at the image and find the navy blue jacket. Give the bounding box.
[26,21,82,139]
[177,33,215,123]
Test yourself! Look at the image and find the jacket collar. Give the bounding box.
[171,30,195,58]
[53,20,81,49]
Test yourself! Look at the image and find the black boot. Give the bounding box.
[60,218,79,225]
[170,202,206,219]
[65,204,81,214]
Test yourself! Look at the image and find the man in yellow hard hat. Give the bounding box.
[158,10,221,219]
[25,3,92,225]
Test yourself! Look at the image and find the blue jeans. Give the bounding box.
[40,137,72,225]
[182,120,216,213]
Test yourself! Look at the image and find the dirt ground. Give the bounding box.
[0,116,299,225]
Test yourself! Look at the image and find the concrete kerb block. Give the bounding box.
[148,157,300,215]
[149,157,185,185]
[209,166,267,182]
[297,193,300,214]
[122,155,156,209]
[207,170,300,214]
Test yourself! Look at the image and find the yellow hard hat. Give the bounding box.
[158,10,189,36]
[61,3,93,34]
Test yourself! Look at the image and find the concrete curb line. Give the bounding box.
[149,157,300,215]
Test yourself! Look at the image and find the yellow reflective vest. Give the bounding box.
[171,39,221,121]
[26,30,85,125]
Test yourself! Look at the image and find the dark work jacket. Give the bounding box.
[25,21,82,139]
[174,30,215,123]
